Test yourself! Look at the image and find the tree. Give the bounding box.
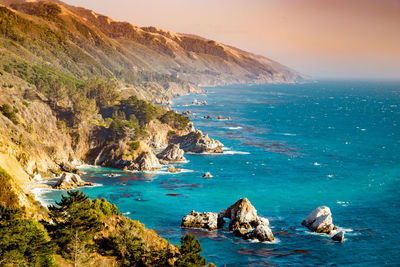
[176,234,206,267]
[0,207,56,266]
[46,191,103,263]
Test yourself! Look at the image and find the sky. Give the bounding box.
[64,0,400,79]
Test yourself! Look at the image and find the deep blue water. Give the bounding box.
[38,81,400,266]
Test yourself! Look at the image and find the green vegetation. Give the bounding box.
[0,207,56,266]
[0,104,19,125]
[160,110,190,130]
[128,141,140,152]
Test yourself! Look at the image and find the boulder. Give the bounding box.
[332,231,345,242]
[167,166,181,173]
[224,198,259,230]
[131,151,162,171]
[171,130,223,153]
[157,144,186,162]
[53,173,93,190]
[187,122,195,132]
[302,206,336,234]
[244,225,275,242]
[181,210,225,230]
[204,115,212,120]
[182,110,193,115]
[202,172,213,178]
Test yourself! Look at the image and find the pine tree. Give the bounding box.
[176,234,206,267]
[46,191,102,262]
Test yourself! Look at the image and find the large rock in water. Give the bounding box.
[302,206,336,234]
[181,210,225,230]
[131,151,162,171]
[224,198,259,231]
[157,144,186,162]
[53,173,93,189]
[332,231,345,242]
[244,225,275,242]
[171,130,223,153]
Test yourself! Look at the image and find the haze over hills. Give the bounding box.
[0,0,308,105]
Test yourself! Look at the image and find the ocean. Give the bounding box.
[36,81,400,266]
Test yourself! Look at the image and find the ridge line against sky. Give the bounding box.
[64,0,400,80]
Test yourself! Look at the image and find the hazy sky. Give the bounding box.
[64,0,400,79]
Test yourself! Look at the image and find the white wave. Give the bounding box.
[223,150,250,155]
[282,133,296,136]
[226,126,242,130]
[102,173,122,177]
[77,164,100,169]
[31,187,55,206]
[313,162,321,166]
[122,212,131,215]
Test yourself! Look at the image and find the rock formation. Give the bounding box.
[181,198,274,242]
[181,210,225,230]
[302,206,336,234]
[171,130,223,153]
[131,152,162,171]
[157,144,186,162]
[53,173,93,189]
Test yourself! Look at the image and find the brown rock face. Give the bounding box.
[224,198,259,230]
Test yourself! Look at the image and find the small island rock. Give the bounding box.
[203,172,213,178]
[172,130,223,153]
[167,166,181,173]
[131,151,162,171]
[302,206,336,234]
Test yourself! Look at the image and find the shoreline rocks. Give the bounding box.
[302,206,336,234]
[167,166,181,173]
[130,151,162,171]
[157,144,186,162]
[53,172,93,189]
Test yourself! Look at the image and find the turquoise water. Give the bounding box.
[38,81,400,266]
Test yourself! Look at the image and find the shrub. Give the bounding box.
[128,141,140,152]
[176,234,206,267]
[0,167,20,208]
[0,103,19,125]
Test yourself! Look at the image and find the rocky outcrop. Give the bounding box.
[187,122,195,133]
[332,231,345,243]
[131,152,162,171]
[171,130,223,153]
[181,210,224,230]
[157,144,186,162]
[53,173,93,190]
[302,206,336,234]
[181,198,274,242]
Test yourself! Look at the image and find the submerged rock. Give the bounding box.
[171,130,223,153]
[157,144,186,162]
[332,231,345,242]
[53,172,93,189]
[167,166,181,173]
[202,172,213,178]
[203,115,212,120]
[302,206,336,234]
[181,210,224,230]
